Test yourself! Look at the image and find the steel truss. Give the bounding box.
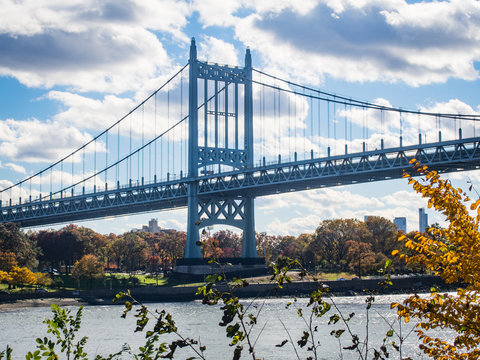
[2,138,480,228]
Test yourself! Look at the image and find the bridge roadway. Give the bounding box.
[2,137,480,227]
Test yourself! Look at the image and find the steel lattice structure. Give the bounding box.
[2,38,480,259]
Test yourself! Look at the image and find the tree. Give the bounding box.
[0,251,18,272]
[212,230,242,257]
[107,232,148,273]
[345,240,376,276]
[393,160,480,359]
[364,216,399,256]
[0,223,39,268]
[8,266,37,288]
[32,226,87,274]
[72,254,104,288]
[309,219,370,271]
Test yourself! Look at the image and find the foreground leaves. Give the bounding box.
[394,160,480,359]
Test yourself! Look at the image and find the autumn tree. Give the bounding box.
[0,223,39,268]
[309,219,371,271]
[0,251,18,272]
[108,232,147,273]
[393,160,480,359]
[8,266,37,288]
[364,216,399,256]
[212,230,242,257]
[72,254,104,288]
[345,240,376,276]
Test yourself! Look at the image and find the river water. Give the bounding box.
[1,294,448,359]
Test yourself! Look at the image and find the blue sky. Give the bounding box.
[1,0,480,236]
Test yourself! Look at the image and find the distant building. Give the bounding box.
[393,217,407,233]
[133,218,173,234]
[419,208,428,232]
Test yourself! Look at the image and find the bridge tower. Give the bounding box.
[185,38,257,259]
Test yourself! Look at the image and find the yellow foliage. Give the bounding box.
[394,160,480,359]
[0,270,12,283]
[35,272,52,287]
[72,254,104,281]
[9,266,37,286]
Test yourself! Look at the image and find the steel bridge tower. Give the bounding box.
[185,38,257,259]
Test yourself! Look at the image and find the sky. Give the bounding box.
[1,0,480,236]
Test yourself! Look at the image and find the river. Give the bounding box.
[1,294,448,359]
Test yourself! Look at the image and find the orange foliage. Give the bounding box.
[393,159,480,359]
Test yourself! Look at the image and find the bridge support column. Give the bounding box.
[241,195,256,257]
[185,184,201,258]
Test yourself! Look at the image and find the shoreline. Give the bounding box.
[0,275,457,311]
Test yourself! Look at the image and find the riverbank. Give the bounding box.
[0,274,457,311]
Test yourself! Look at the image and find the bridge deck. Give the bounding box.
[2,137,479,227]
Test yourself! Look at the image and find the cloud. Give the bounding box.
[0,118,93,162]
[0,0,191,93]
[4,162,26,174]
[225,0,480,86]
[198,36,240,65]
[257,183,433,235]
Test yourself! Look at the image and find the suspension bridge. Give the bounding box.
[2,38,480,259]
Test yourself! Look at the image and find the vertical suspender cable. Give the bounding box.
[273,80,277,156]
[310,96,313,151]
[94,139,97,190]
[348,103,353,144]
[327,101,330,149]
[60,161,63,196]
[129,114,132,182]
[318,94,321,154]
[117,115,120,184]
[333,100,337,153]
[154,92,157,180]
[167,84,170,176]
[288,85,291,158]
[303,89,306,158]
[278,86,281,157]
[294,92,297,154]
[106,130,108,188]
[180,71,183,175]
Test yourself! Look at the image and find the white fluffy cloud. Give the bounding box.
[0,0,191,93]
[198,36,240,66]
[257,184,431,235]
[0,118,92,162]
[204,0,480,86]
